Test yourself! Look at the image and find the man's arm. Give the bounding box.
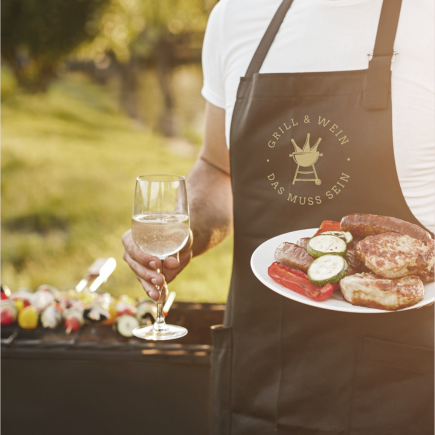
[188,102,233,256]
[122,102,232,301]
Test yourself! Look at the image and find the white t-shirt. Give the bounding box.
[201,0,435,232]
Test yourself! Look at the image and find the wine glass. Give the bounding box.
[131,174,189,340]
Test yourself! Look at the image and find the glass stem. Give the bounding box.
[154,302,167,332]
[154,259,168,333]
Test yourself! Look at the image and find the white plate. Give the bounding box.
[251,228,435,313]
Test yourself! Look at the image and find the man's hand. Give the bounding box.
[122,229,193,302]
[122,102,232,300]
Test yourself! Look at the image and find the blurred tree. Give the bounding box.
[140,0,216,136]
[1,0,110,92]
[76,0,148,122]
[77,0,217,135]
[79,0,215,62]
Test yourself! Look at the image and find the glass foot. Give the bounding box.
[132,324,188,341]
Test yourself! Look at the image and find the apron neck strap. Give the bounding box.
[245,0,294,78]
[365,0,403,109]
[245,0,402,109]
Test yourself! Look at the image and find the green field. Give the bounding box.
[1,70,232,302]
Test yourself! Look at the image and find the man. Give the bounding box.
[123,0,434,433]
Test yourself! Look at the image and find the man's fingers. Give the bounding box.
[138,277,160,301]
[122,229,193,289]
[123,251,165,286]
[179,250,193,267]
[138,277,167,303]
[163,250,193,284]
[156,283,168,304]
[122,230,161,269]
[161,255,181,283]
[179,229,194,253]
[163,255,180,270]
[129,244,160,270]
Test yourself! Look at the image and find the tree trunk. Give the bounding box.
[117,56,141,121]
[2,50,56,93]
[155,36,176,137]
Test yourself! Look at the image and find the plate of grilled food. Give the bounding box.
[251,214,435,313]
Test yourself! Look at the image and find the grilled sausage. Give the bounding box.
[296,238,310,250]
[275,242,314,273]
[341,213,432,244]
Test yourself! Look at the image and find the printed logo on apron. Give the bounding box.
[266,114,351,206]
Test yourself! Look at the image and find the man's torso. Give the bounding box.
[202,0,435,232]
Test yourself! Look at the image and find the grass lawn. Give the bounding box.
[1,70,232,302]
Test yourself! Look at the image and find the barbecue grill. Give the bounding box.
[289,133,323,185]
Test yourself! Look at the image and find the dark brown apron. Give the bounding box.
[210,1,434,434]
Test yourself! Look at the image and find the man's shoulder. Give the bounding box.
[210,0,280,27]
[207,0,281,55]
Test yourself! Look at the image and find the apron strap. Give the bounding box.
[245,0,402,108]
[245,0,294,77]
[365,0,403,110]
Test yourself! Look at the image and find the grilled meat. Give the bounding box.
[347,238,360,251]
[420,264,435,283]
[296,238,310,250]
[340,273,425,311]
[345,250,367,273]
[275,242,314,273]
[357,232,434,279]
[341,213,432,244]
[344,238,368,273]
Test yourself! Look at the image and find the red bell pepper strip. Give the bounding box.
[268,262,338,302]
[314,220,341,237]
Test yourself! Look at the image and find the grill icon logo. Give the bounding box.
[289,133,323,185]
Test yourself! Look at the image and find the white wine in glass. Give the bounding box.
[132,213,189,259]
[131,174,189,340]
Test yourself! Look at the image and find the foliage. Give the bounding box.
[1,69,232,302]
[141,0,215,34]
[76,0,145,63]
[77,0,217,63]
[1,0,110,92]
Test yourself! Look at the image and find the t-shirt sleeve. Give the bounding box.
[201,3,226,109]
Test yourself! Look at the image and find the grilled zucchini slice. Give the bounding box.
[117,315,139,337]
[307,235,347,258]
[308,255,348,286]
[321,230,353,244]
